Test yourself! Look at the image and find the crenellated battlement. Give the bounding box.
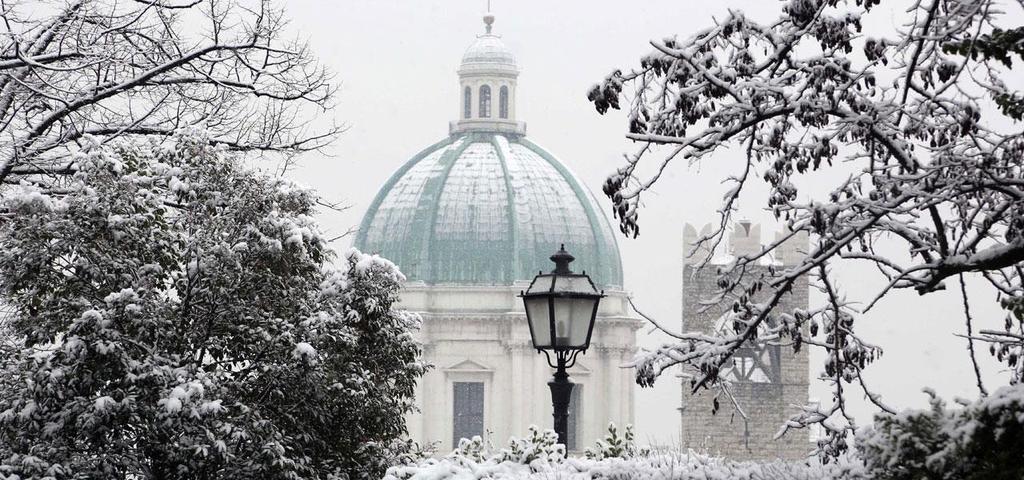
[683,221,808,267]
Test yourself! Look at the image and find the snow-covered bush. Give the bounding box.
[385,423,867,480]
[0,131,426,479]
[422,426,566,472]
[492,427,566,465]
[386,441,866,480]
[386,387,1024,480]
[856,383,1024,480]
[584,423,649,460]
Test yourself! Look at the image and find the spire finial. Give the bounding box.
[483,10,494,34]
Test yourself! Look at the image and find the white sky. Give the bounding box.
[280,0,1018,446]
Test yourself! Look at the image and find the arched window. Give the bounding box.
[478,85,491,118]
[463,87,472,119]
[499,86,509,119]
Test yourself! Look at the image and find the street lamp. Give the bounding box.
[519,244,604,446]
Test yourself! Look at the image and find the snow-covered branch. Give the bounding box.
[590,0,1024,458]
[0,0,338,187]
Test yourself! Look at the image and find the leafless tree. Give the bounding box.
[588,0,1024,457]
[0,0,337,188]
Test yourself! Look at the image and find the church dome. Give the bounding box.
[354,132,623,288]
[355,13,623,288]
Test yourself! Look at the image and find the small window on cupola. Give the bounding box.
[464,87,472,119]
[479,85,491,118]
[499,86,509,119]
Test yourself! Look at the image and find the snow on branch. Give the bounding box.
[591,0,1024,458]
[0,0,339,187]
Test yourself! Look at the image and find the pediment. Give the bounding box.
[444,358,493,372]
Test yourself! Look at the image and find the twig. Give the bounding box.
[959,273,988,396]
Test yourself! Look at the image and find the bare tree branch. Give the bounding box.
[0,0,337,187]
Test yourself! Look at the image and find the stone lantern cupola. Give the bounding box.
[452,13,526,136]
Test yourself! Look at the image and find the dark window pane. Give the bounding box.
[499,86,509,119]
[479,85,491,118]
[463,87,472,119]
[453,382,484,447]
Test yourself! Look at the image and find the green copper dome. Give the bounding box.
[355,132,624,288]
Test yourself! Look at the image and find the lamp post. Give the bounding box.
[519,244,604,446]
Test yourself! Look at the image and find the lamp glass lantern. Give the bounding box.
[520,245,604,353]
[519,244,604,448]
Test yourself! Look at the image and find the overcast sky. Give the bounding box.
[279,0,1018,445]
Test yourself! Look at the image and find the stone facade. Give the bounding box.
[401,284,640,452]
[680,222,810,460]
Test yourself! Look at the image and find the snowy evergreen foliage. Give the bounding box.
[588,0,1024,457]
[855,383,1024,480]
[0,131,425,479]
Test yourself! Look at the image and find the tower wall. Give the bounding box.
[680,223,810,460]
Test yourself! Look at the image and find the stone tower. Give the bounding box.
[680,222,810,460]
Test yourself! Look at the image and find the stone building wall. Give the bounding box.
[680,223,810,460]
[400,284,641,453]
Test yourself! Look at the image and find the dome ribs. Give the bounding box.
[355,134,623,288]
[490,134,520,284]
[418,136,476,283]
[517,138,623,288]
[355,136,454,253]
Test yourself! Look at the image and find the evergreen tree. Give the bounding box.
[0,130,425,479]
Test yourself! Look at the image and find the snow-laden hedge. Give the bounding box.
[387,383,1024,480]
[384,425,867,480]
[386,451,868,480]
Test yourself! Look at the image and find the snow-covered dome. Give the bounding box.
[354,14,623,288]
[459,14,517,73]
[460,34,517,71]
[355,133,623,288]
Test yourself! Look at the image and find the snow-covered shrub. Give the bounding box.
[386,445,867,480]
[492,426,566,465]
[384,388,1024,479]
[406,426,566,472]
[0,131,426,479]
[584,423,649,460]
[386,426,562,479]
[856,384,1024,480]
[384,424,868,480]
